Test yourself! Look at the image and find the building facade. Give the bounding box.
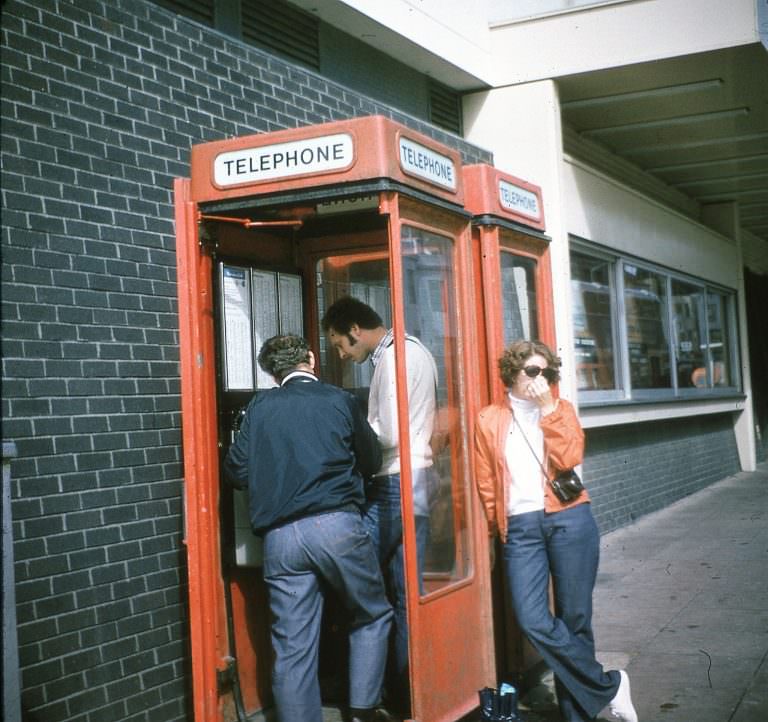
[2,1,766,721]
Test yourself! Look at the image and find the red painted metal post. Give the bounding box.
[174,178,228,722]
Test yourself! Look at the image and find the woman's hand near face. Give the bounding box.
[525,375,557,416]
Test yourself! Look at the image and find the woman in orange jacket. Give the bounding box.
[474,340,637,722]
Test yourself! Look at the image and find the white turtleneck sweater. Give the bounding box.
[505,393,546,516]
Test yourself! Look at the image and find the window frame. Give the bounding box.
[620,261,675,402]
[570,238,741,406]
[570,244,624,403]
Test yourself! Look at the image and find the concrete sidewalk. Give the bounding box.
[518,463,768,722]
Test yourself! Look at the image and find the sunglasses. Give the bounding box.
[523,365,558,383]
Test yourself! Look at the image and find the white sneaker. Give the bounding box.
[608,670,638,722]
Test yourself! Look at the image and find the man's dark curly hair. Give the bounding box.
[320,296,384,334]
[258,334,311,381]
[498,339,561,387]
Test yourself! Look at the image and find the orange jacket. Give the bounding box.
[474,398,589,542]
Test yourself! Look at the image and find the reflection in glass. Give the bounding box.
[570,252,616,391]
[623,265,671,389]
[315,255,390,409]
[401,225,469,594]
[672,279,706,389]
[500,252,538,343]
[704,292,732,387]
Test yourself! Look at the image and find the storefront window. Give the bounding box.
[704,291,733,388]
[672,279,707,390]
[623,264,671,389]
[570,251,617,391]
[571,242,739,402]
[500,251,538,343]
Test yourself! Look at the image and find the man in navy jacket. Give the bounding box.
[224,334,392,722]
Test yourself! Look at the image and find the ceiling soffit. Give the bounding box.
[558,43,768,246]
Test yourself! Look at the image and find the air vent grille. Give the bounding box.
[243,0,320,69]
[429,81,462,135]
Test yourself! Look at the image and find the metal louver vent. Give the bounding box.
[429,81,462,135]
[152,0,214,25]
[242,0,320,69]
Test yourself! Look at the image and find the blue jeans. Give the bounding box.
[362,471,435,711]
[263,507,393,722]
[502,504,619,721]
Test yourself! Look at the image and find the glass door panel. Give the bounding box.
[394,200,494,722]
[499,250,539,344]
[401,225,470,595]
[315,252,390,407]
[313,235,470,597]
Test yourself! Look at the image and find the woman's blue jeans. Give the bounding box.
[362,472,434,711]
[263,507,393,722]
[502,504,619,721]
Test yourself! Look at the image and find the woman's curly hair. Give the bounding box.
[498,339,561,387]
[258,334,311,380]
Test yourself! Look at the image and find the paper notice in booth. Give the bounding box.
[222,265,254,391]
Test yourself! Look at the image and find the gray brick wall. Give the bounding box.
[1,1,491,721]
[584,413,741,533]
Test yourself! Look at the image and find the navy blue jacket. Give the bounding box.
[223,374,381,535]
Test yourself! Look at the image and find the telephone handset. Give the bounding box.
[230,405,247,443]
[218,261,304,567]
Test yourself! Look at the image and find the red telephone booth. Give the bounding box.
[174,116,496,722]
[463,164,553,401]
[463,163,555,682]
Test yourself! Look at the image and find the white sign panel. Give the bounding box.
[251,270,280,390]
[498,179,541,220]
[278,274,304,336]
[221,265,254,391]
[214,133,354,187]
[398,136,456,191]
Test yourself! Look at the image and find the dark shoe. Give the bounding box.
[349,707,399,722]
[349,708,375,722]
[372,708,400,722]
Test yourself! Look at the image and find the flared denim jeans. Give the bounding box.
[263,507,393,722]
[502,504,620,721]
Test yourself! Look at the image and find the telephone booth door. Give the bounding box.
[382,192,495,722]
[463,164,555,680]
[175,117,495,722]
